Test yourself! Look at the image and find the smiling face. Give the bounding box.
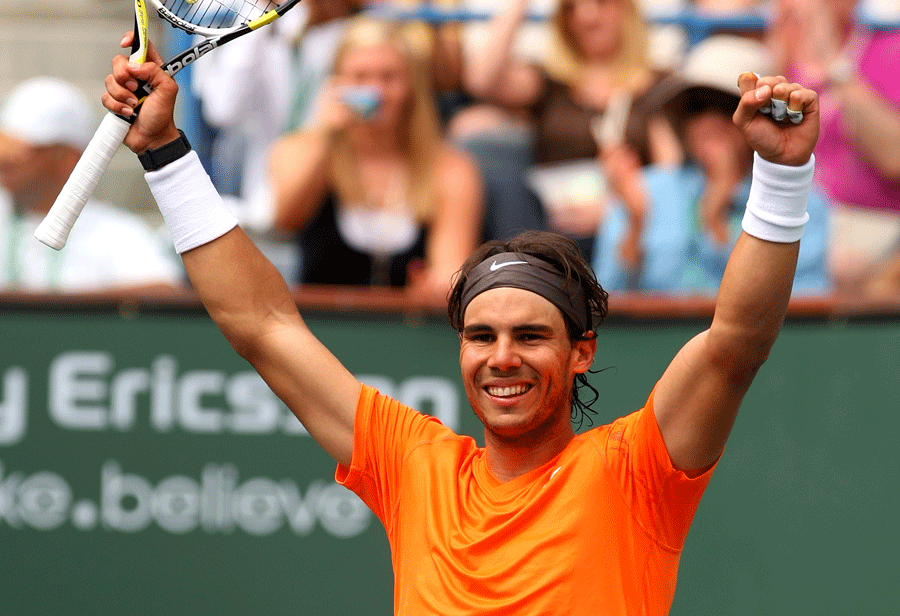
[459,287,596,445]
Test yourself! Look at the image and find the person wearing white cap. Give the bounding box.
[0,77,182,292]
[592,35,832,296]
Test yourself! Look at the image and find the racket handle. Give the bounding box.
[34,112,132,250]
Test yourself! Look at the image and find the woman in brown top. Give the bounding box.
[455,0,680,263]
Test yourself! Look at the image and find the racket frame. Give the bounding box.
[34,0,301,250]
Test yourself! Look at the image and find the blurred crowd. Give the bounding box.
[1,0,898,303]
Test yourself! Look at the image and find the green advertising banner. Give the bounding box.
[1,304,898,615]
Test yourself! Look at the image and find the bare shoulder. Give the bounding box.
[436,144,481,185]
[270,128,326,157]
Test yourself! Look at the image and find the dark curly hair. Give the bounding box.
[447,231,609,429]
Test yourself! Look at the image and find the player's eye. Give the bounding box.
[518,333,545,342]
[464,331,494,343]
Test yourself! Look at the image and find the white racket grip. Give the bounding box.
[34,113,132,249]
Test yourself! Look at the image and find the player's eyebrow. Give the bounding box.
[512,324,555,335]
[461,324,493,337]
[461,323,555,337]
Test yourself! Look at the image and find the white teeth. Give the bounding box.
[487,384,530,397]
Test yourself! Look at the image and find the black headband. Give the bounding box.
[458,252,591,333]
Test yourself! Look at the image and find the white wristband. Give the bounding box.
[145,150,239,254]
[741,152,814,243]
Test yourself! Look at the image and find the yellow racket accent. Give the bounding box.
[131,0,150,64]
[248,9,280,30]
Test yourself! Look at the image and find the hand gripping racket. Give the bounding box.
[34,0,303,250]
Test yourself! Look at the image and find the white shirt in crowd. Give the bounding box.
[0,191,183,292]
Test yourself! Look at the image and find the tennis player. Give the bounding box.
[102,34,820,614]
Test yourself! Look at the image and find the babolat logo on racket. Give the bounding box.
[158,8,198,33]
[164,40,220,76]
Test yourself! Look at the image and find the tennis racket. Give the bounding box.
[34,0,303,250]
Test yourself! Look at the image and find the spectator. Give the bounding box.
[284,0,368,131]
[0,77,182,292]
[192,1,464,284]
[460,0,557,80]
[767,0,900,298]
[267,17,483,302]
[191,0,358,283]
[194,0,460,195]
[593,35,831,295]
[455,0,671,260]
[380,0,467,122]
[451,0,556,243]
[192,0,310,204]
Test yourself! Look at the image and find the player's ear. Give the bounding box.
[572,332,596,374]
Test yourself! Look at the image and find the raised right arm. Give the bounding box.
[463,0,544,107]
[104,35,359,466]
[179,228,360,466]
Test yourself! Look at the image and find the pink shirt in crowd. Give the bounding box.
[812,30,900,213]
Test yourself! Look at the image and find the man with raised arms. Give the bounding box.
[101,32,819,614]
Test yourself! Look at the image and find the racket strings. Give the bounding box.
[162,0,278,30]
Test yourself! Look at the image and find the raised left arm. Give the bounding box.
[652,74,820,473]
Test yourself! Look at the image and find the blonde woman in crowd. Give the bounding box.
[455,0,679,262]
[267,17,483,302]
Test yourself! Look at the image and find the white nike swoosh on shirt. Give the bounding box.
[542,467,562,489]
[490,260,529,271]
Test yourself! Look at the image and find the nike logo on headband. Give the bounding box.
[490,260,529,271]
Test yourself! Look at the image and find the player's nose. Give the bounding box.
[486,336,522,372]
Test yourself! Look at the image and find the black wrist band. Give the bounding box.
[138,129,192,171]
